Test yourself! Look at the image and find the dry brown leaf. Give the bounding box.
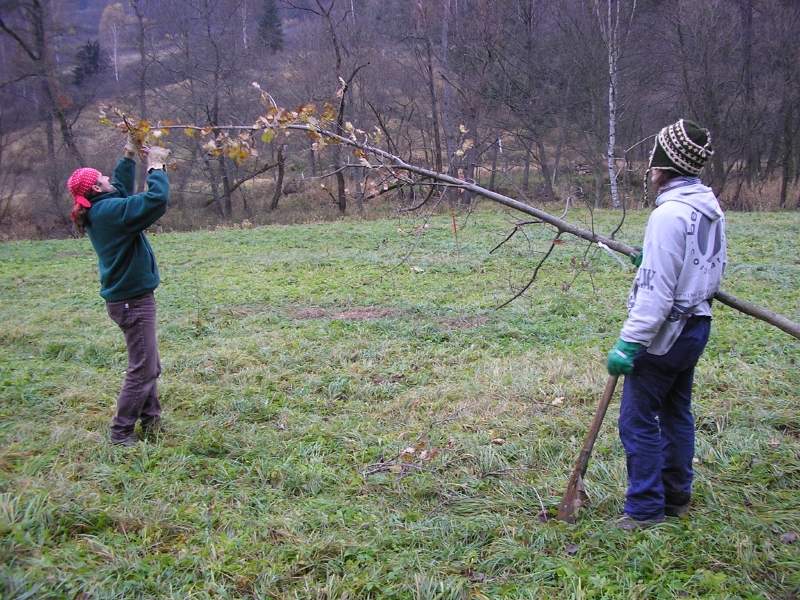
[566,543,580,555]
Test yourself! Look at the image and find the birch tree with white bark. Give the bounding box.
[591,0,637,209]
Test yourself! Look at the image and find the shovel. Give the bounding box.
[556,375,619,523]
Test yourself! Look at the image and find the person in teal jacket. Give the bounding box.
[68,137,171,446]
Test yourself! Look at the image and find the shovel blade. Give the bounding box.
[555,376,618,523]
[556,471,586,523]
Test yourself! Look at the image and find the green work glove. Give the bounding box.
[629,248,643,268]
[606,339,644,376]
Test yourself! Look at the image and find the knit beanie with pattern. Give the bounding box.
[648,119,713,176]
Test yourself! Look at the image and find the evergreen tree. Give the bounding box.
[258,0,283,53]
[73,39,103,85]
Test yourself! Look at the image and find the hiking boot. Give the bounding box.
[665,502,690,517]
[110,432,138,447]
[609,513,665,531]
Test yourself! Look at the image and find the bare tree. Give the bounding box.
[590,0,637,209]
[760,0,800,208]
[0,107,29,231]
[552,0,610,207]
[657,0,745,198]
[129,0,150,121]
[282,0,371,214]
[99,3,128,83]
[487,0,560,201]
[0,0,83,166]
[155,0,267,217]
[0,0,90,234]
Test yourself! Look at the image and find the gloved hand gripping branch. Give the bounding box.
[629,246,643,268]
[147,147,171,173]
[124,132,140,156]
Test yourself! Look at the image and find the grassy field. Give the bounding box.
[1,206,799,599]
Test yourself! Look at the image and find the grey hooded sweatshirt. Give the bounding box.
[620,177,727,355]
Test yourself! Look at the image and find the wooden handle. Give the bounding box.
[556,375,619,523]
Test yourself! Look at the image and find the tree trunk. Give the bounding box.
[594,167,603,209]
[440,0,455,175]
[522,139,531,191]
[131,0,148,121]
[218,155,232,217]
[552,112,567,188]
[130,0,148,190]
[594,0,625,209]
[424,38,444,174]
[460,105,479,206]
[606,43,620,208]
[739,0,757,183]
[488,138,498,192]
[536,139,555,203]
[270,144,285,210]
[780,102,793,209]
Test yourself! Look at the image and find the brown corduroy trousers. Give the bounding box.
[105,292,162,441]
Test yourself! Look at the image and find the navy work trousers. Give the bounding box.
[106,292,162,440]
[618,316,711,521]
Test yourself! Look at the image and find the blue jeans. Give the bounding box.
[106,292,162,440]
[618,317,711,521]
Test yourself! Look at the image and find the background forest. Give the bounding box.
[1,0,799,239]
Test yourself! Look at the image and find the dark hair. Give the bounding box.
[72,188,98,236]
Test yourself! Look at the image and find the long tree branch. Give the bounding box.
[305,127,800,341]
[113,117,800,341]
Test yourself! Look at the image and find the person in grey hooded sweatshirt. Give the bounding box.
[606,119,727,530]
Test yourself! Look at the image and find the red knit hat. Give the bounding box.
[67,168,100,208]
[68,167,100,224]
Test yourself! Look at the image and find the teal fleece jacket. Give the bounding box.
[85,157,170,302]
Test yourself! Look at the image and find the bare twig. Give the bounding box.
[495,233,564,310]
[361,410,466,477]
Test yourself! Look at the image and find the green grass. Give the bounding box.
[1,206,799,599]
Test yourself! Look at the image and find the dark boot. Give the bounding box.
[110,431,138,447]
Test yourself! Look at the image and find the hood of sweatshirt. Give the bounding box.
[655,177,723,221]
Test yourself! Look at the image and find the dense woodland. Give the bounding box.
[1,0,799,238]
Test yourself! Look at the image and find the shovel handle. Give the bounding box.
[574,375,618,477]
[556,375,619,522]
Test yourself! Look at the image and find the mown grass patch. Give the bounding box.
[1,207,799,598]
